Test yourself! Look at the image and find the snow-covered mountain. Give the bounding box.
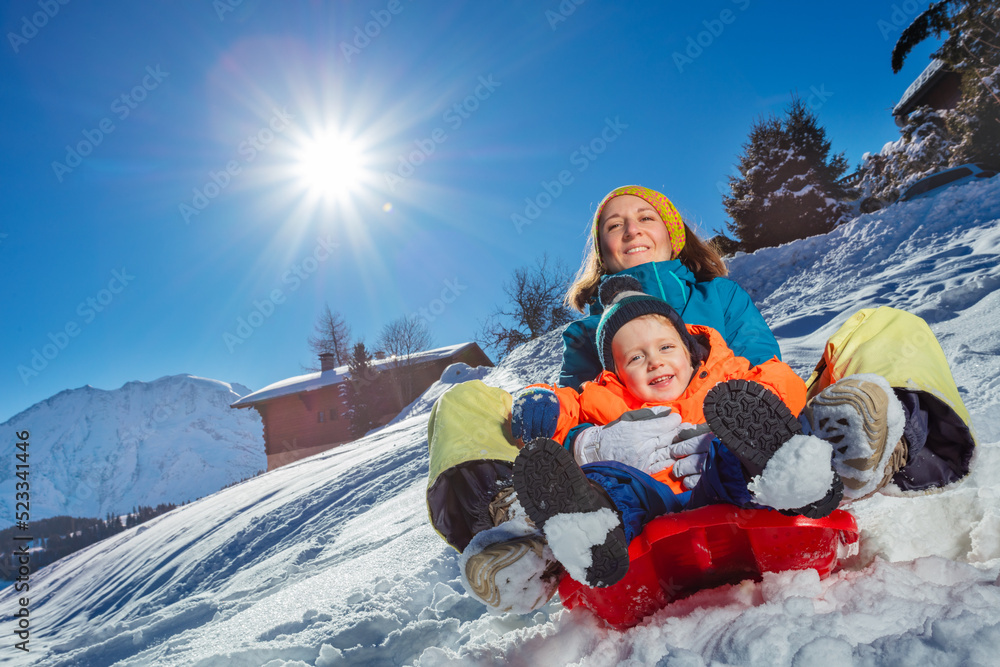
[4,177,1000,666]
[0,375,266,529]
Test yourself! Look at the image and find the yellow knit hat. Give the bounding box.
[592,185,686,263]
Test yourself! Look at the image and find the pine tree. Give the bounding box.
[346,341,378,438]
[892,1,1000,164]
[723,99,850,252]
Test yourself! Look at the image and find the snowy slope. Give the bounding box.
[4,177,1000,666]
[0,375,266,529]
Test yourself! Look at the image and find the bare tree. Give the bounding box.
[376,316,433,403]
[305,305,352,370]
[478,254,574,360]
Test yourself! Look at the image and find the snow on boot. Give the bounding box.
[800,373,906,501]
[512,438,629,588]
[704,380,843,518]
[459,490,561,614]
[746,434,842,518]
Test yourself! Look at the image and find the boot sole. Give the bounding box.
[703,379,802,477]
[512,438,629,588]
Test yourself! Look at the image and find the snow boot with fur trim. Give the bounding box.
[800,373,907,501]
[704,379,844,518]
[512,438,630,588]
[459,487,562,614]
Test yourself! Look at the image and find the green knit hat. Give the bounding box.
[596,275,707,374]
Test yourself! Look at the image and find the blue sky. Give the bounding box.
[0,0,941,422]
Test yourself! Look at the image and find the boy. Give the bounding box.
[460,276,845,613]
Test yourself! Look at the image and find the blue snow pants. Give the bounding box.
[582,440,755,543]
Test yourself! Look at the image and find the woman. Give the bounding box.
[427,185,781,612]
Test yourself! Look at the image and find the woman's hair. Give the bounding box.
[564,220,728,313]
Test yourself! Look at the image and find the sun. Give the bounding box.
[292,131,368,203]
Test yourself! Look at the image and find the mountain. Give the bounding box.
[0,375,266,529]
[4,176,1000,666]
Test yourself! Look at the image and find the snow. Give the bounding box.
[543,508,620,585]
[747,434,834,510]
[5,176,1000,665]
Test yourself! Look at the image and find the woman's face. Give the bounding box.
[598,195,674,273]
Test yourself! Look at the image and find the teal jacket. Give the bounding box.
[559,260,780,390]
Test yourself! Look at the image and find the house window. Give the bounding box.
[329,408,338,420]
[317,411,325,423]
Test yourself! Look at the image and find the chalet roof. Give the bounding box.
[893,59,948,117]
[231,342,484,408]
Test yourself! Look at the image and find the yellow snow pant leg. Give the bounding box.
[806,306,976,490]
[426,380,518,552]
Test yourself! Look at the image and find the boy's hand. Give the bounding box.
[511,387,560,443]
[645,424,713,485]
[573,407,684,472]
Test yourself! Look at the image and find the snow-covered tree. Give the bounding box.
[857,106,957,209]
[724,99,850,252]
[893,0,1000,165]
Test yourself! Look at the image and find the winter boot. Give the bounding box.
[800,373,907,501]
[703,379,844,518]
[512,438,630,588]
[459,486,562,614]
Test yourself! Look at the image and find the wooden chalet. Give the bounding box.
[892,59,963,126]
[232,342,493,470]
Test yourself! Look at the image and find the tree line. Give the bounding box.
[0,504,180,579]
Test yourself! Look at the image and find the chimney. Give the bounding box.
[319,352,336,372]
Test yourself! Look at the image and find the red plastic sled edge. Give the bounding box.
[558,505,859,629]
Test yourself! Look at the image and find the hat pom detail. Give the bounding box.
[599,275,644,308]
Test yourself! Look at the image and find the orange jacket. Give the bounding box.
[538,325,807,445]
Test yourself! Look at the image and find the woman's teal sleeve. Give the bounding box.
[719,279,781,365]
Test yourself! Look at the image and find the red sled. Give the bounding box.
[558,505,859,629]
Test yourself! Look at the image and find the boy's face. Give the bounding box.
[611,315,695,403]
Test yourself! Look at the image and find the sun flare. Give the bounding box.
[293,131,367,203]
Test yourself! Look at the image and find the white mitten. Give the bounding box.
[572,407,684,473]
[644,423,713,481]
